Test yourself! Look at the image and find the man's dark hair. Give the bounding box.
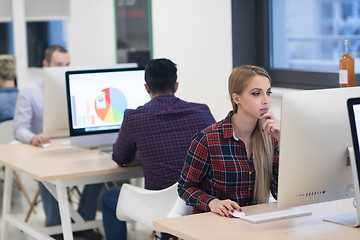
[44,45,68,64]
[144,58,177,94]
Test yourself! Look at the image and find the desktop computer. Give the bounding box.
[43,63,138,139]
[241,87,360,225]
[65,67,150,153]
[323,97,360,227]
[277,87,359,209]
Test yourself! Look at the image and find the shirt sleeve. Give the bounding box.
[271,139,280,200]
[13,89,36,143]
[178,132,216,212]
[112,110,137,166]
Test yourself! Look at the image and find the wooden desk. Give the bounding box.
[154,198,360,240]
[0,140,143,240]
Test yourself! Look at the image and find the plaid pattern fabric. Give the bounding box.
[112,95,215,190]
[178,111,279,213]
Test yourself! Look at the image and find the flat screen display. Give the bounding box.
[65,67,149,147]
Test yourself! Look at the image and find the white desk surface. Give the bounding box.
[154,198,360,240]
[0,139,143,181]
[0,140,143,240]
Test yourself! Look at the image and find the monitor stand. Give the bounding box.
[98,144,113,156]
[323,147,360,227]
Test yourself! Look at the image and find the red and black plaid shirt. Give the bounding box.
[112,95,215,190]
[178,111,279,213]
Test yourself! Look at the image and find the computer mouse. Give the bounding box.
[229,209,246,218]
[40,143,51,148]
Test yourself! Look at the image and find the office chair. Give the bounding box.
[166,195,193,218]
[0,120,14,144]
[0,120,36,218]
[116,183,192,240]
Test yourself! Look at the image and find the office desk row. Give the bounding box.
[2,140,359,240]
[0,140,143,240]
[154,198,360,240]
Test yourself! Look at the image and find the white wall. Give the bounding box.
[18,0,287,120]
[68,0,116,67]
[151,0,233,121]
[13,0,117,89]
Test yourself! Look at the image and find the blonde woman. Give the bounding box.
[178,65,280,217]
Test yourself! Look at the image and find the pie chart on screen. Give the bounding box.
[95,88,127,123]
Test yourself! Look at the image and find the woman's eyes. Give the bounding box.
[251,91,272,96]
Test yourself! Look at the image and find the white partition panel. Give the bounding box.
[151,0,233,121]
[68,0,116,67]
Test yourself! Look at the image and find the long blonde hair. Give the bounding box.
[228,65,274,204]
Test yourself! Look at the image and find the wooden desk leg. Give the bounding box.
[55,180,74,240]
[24,190,40,222]
[1,167,13,240]
[13,172,37,215]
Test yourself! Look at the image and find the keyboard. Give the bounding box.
[240,208,312,224]
[100,150,113,157]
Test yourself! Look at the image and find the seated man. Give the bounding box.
[102,58,216,240]
[0,54,18,122]
[13,45,103,240]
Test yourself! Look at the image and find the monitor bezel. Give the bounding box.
[347,97,360,200]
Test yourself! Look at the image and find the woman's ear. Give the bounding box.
[232,93,240,105]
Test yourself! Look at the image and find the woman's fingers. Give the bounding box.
[209,199,242,218]
[261,112,281,142]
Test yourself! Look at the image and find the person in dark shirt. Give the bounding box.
[0,54,18,122]
[178,65,280,217]
[102,58,215,240]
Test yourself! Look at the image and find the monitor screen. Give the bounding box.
[277,87,360,209]
[43,63,138,139]
[65,67,149,150]
[340,97,360,227]
[348,98,360,192]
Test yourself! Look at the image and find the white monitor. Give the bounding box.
[65,67,150,152]
[325,97,360,227]
[277,87,360,211]
[43,63,138,139]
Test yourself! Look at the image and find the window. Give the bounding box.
[115,0,151,67]
[269,0,360,89]
[0,0,69,67]
[27,21,67,67]
[0,23,13,55]
[232,0,360,89]
[272,0,360,73]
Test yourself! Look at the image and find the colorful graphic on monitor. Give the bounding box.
[95,88,127,123]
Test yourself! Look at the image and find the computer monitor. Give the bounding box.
[43,66,79,139]
[325,97,360,227]
[43,63,138,139]
[65,67,150,152]
[277,87,360,212]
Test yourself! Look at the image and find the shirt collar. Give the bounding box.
[150,94,178,103]
[222,111,235,139]
[0,87,18,93]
